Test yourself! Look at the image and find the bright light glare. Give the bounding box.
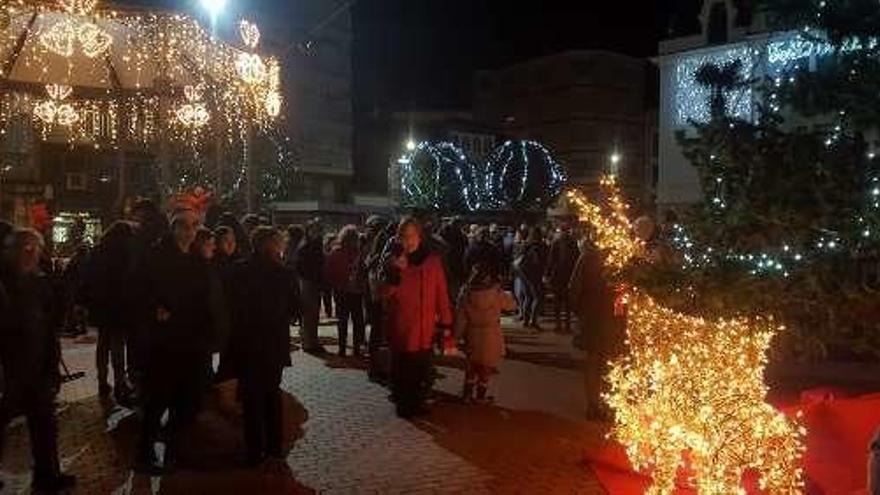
[405,139,416,151]
[610,152,621,164]
[200,0,227,18]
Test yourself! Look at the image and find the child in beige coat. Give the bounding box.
[455,262,517,403]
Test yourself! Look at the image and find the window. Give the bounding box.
[708,2,729,45]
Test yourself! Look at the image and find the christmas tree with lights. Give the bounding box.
[639,0,880,360]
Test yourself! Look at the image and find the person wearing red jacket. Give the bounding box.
[323,225,366,357]
[380,217,452,418]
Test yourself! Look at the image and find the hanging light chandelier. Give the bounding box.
[39,0,112,59]
[34,84,79,127]
[175,84,210,128]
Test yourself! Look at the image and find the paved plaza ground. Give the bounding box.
[1,319,608,494]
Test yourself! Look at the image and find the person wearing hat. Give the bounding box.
[0,229,77,491]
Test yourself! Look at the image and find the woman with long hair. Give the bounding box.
[324,225,366,357]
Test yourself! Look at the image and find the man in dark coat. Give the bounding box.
[545,225,581,333]
[440,218,467,303]
[230,227,295,463]
[295,219,326,354]
[136,212,213,472]
[85,221,138,404]
[0,229,76,491]
[129,198,169,388]
[569,242,620,420]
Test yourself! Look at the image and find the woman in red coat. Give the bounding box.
[381,217,452,418]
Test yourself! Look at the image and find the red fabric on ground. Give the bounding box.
[585,388,880,494]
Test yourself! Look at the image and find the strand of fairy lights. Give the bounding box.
[568,175,805,494]
[0,0,285,195]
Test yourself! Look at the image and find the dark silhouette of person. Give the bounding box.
[0,228,76,492]
[230,227,296,464]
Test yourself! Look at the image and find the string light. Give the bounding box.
[34,84,79,127]
[0,0,285,196]
[566,175,643,270]
[239,19,260,49]
[399,140,566,212]
[175,84,209,128]
[607,291,805,494]
[673,31,877,125]
[567,175,805,493]
[39,0,111,58]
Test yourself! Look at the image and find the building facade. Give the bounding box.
[258,0,354,203]
[655,0,874,206]
[473,51,658,209]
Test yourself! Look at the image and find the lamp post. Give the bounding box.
[609,151,622,176]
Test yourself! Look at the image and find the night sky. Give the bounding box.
[352,0,700,113]
[117,0,703,112]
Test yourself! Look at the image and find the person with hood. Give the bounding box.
[85,220,138,404]
[296,219,327,354]
[0,229,76,492]
[230,227,296,464]
[136,211,213,473]
[324,225,365,357]
[380,217,452,418]
[455,261,516,404]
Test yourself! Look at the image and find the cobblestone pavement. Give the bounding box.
[1,319,607,494]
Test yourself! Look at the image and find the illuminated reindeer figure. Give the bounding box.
[567,178,804,494]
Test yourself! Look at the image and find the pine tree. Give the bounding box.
[638,0,880,360]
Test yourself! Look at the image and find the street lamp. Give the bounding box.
[609,151,622,175]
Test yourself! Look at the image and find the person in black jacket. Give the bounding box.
[545,225,581,333]
[230,227,295,464]
[136,211,213,473]
[519,227,548,330]
[0,229,76,492]
[86,221,137,404]
[296,219,326,354]
[213,226,239,381]
[129,198,169,389]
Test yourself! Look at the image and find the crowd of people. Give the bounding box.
[0,201,620,490]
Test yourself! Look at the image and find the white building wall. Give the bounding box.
[655,27,860,207]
